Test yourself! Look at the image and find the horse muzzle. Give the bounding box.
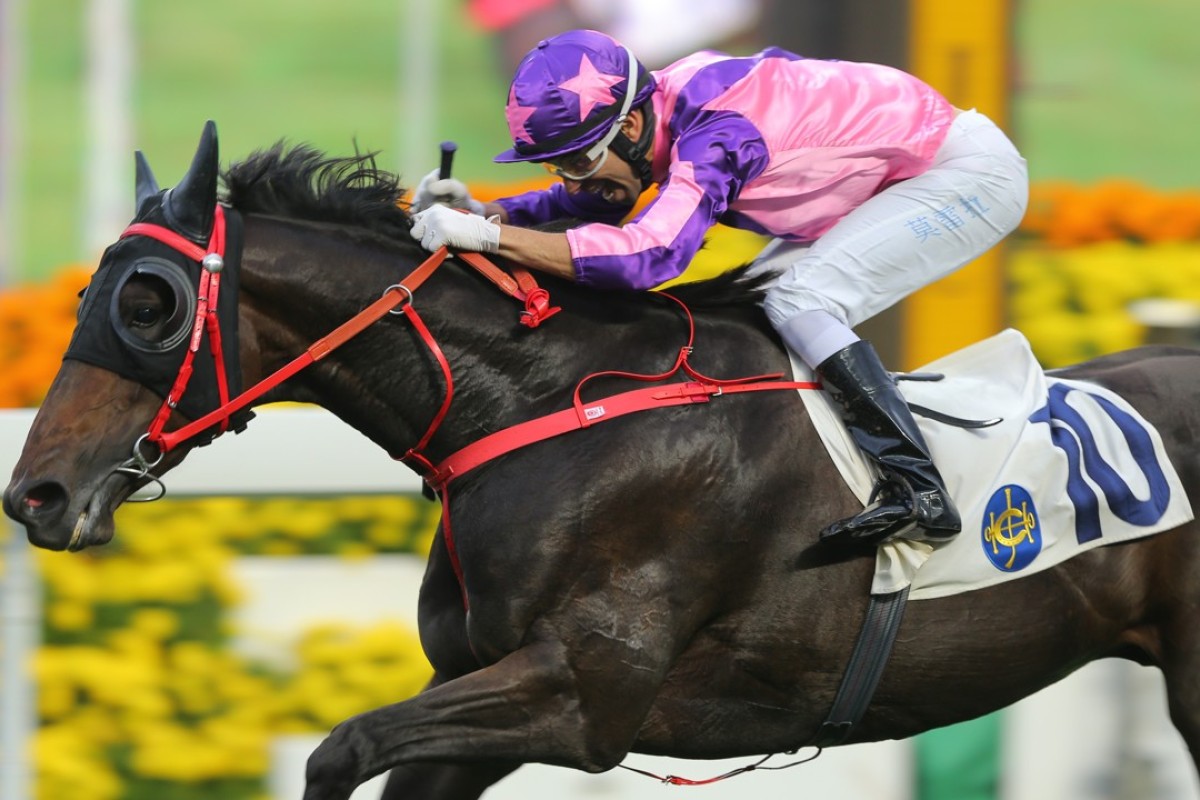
[3,475,118,551]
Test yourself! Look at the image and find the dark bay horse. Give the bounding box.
[5,123,1199,800]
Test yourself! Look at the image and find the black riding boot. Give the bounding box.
[816,341,961,547]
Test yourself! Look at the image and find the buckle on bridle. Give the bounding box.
[113,434,167,502]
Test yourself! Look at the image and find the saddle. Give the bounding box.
[795,328,1194,599]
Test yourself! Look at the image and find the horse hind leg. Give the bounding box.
[1165,663,1200,779]
[1160,618,1200,788]
[379,761,520,800]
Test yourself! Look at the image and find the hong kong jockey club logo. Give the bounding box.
[982,484,1041,572]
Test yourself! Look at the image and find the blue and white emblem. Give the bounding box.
[982,484,1041,572]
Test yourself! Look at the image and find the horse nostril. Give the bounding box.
[4,480,69,526]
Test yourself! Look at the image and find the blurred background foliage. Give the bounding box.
[9,0,1200,278]
[33,495,438,800]
[5,0,1200,366]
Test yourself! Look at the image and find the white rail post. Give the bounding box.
[0,0,27,286]
[84,0,135,256]
[1,519,39,800]
[398,0,438,185]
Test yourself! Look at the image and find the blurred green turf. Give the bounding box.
[1014,0,1200,188]
[13,0,1200,280]
[18,0,521,280]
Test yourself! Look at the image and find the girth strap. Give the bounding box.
[812,586,910,747]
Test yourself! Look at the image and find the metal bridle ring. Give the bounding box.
[110,434,168,503]
[385,283,414,315]
[132,433,166,470]
[116,469,167,503]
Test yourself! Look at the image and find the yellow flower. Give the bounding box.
[34,721,123,800]
[46,599,94,632]
[92,559,144,603]
[129,607,181,641]
[261,538,303,556]
[1018,310,1093,367]
[37,681,77,722]
[337,541,375,559]
[37,551,100,603]
[130,561,205,602]
[366,520,408,548]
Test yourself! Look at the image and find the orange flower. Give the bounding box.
[1021,181,1200,246]
[0,266,91,408]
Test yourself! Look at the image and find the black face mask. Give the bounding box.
[64,203,244,424]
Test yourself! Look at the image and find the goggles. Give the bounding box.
[541,148,609,182]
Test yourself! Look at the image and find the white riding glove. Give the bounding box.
[410,204,500,254]
[411,169,486,215]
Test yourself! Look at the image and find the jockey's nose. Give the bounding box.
[561,179,584,195]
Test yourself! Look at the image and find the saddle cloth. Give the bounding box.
[793,328,1195,601]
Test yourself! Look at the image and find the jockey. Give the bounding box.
[409,29,1029,548]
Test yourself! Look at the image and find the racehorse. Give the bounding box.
[5,123,1199,800]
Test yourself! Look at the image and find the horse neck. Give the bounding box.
[234,214,693,463]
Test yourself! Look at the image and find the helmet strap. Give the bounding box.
[611,102,657,192]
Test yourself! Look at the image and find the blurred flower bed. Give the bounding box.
[1022,180,1200,247]
[1010,181,1200,366]
[29,494,439,800]
[1008,241,1200,366]
[6,179,1200,798]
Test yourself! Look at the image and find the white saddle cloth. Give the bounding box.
[794,329,1194,600]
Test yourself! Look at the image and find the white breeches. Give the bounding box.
[752,109,1029,368]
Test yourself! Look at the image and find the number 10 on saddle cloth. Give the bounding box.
[793,328,1194,600]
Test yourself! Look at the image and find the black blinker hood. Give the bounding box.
[64,200,245,427]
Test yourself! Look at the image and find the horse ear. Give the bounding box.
[134,151,160,211]
[163,120,220,243]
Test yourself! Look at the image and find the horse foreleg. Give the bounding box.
[379,760,520,800]
[303,641,656,800]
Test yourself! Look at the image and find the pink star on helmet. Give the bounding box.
[505,85,538,143]
[559,54,624,122]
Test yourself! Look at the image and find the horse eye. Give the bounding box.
[110,260,195,352]
[118,273,177,340]
[130,306,161,328]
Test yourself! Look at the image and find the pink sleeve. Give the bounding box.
[567,116,770,290]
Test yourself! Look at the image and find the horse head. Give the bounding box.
[3,121,245,551]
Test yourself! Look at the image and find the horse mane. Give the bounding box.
[221,143,413,240]
[648,264,770,307]
[220,143,769,308]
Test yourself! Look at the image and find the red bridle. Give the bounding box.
[117,206,560,466]
[121,205,234,449]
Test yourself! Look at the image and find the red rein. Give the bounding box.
[119,212,565,454]
[119,208,818,604]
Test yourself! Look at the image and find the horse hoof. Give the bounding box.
[304,729,363,800]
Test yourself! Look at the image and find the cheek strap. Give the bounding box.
[611,102,657,192]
